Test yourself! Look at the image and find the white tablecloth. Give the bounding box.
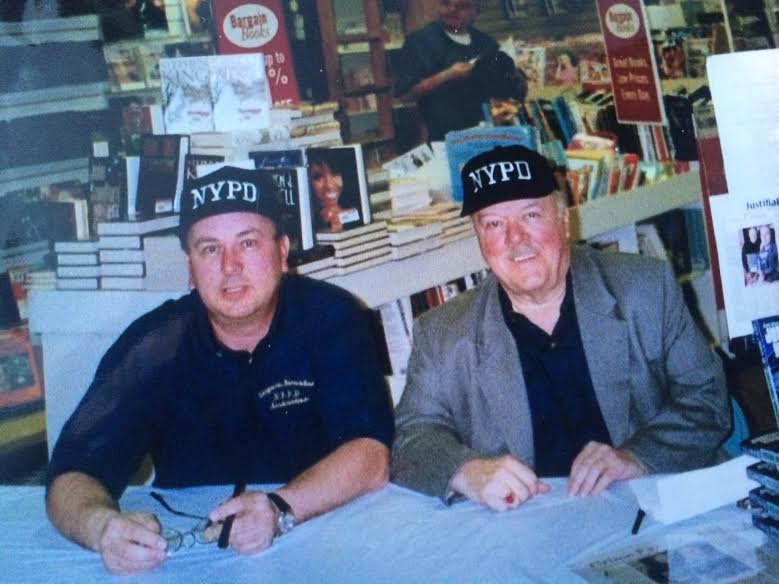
[1,479,772,583]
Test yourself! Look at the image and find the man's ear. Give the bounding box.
[279,234,291,273]
[185,253,194,288]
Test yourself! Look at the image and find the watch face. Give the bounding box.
[278,511,295,534]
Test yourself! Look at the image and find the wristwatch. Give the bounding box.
[267,492,296,536]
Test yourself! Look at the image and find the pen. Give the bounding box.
[218,482,247,549]
[631,508,646,535]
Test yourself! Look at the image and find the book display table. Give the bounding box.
[3,478,776,583]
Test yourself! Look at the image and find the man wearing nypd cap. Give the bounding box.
[46,166,394,574]
[391,145,730,510]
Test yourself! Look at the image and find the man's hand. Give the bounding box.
[568,442,647,496]
[207,491,278,555]
[96,511,167,575]
[450,455,550,511]
[443,61,474,82]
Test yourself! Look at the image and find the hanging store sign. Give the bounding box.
[595,0,667,125]
[210,0,301,104]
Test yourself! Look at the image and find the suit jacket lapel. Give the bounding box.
[474,277,536,467]
[570,247,631,446]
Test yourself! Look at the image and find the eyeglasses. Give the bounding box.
[150,492,216,553]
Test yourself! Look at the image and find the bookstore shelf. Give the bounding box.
[0,15,100,45]
[0,158,90,198]
[0,82,109,122]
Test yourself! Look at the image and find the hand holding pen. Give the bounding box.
[207,484,280,554]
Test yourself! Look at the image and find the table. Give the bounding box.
[3,479,776,583]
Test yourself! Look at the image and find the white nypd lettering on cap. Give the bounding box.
[190,180,258,210]
[468,160,532,193]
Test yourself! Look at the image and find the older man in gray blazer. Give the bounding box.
[391,145,730,511]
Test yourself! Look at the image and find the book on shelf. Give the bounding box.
[331,252,391,276]
[101,276,145,291]
[445,125,540,203]
[135,134,189,219]
[53,240,98,254]
[159,55,215,134]
[136,41,164,89]
[56,253,98,266]
[256,166,314,254]
[388,222,444,246]
[98,235,142,250]
[210,53,272,131]
[381,143,435,179]
[324,231,389,253]
[292,252,336,276]
[332,237,391,261]
[752,314,779,428]
[100,263,145,277]
[99,249,145,264]
[377,296,414,375]
[56,277,98,290]
[250,148,307,169]
[88,156,129,235]
[159,53,272,134]
[0,272,22,327]
[390,235,443,261]
[185,153,226,180]
[103,44,147,92]
[96,214,179,236]
[306,145,371,234]
[333,245,391,267]
[0,325,43,415]
[56,265,101,279]
[315,220,387,243]
[513,43,546,90]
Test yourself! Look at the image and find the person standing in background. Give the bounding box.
[395,0,498,141]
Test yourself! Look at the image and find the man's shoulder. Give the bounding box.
[416,277,495,334]
[119,291,197,345]
[404,21,446,48]
[575,245,668,279]
[282,274,362,314]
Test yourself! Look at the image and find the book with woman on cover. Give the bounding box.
[306,145,371,234]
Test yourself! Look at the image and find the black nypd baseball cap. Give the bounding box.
[460,145,557,216]
[178,165,284,246]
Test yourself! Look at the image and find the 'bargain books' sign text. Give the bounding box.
[211,0,300,105]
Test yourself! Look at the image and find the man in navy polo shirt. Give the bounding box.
[46,166,394,574]
[391,145,730,510]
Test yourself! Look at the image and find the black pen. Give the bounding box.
[631,508,646,535]
[218,482,247,549]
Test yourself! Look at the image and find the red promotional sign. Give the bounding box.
[595,0,666,125]
[210,0,301,105]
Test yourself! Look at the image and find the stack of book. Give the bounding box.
[54,240,100,290]
[96,216,179,290]
[54,216,180,291]
[312,221,390,278]
[387,221,443,261]
[23,269,57,293]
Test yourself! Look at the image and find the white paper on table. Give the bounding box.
[629,455,759,525]
[709,194,779,338]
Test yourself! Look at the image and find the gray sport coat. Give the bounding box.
[391,245,731,500]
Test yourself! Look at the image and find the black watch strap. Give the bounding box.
[267,492,292,514]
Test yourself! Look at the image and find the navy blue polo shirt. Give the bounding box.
[498,276,611,477]
[47,275,394,499]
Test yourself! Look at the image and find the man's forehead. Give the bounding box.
[476,195,554,216]
[189,212,273,239]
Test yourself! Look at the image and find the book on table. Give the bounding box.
[135,134,190,219]
[306,145,371,235]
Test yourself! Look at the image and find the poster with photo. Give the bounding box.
[710,193,779,338]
